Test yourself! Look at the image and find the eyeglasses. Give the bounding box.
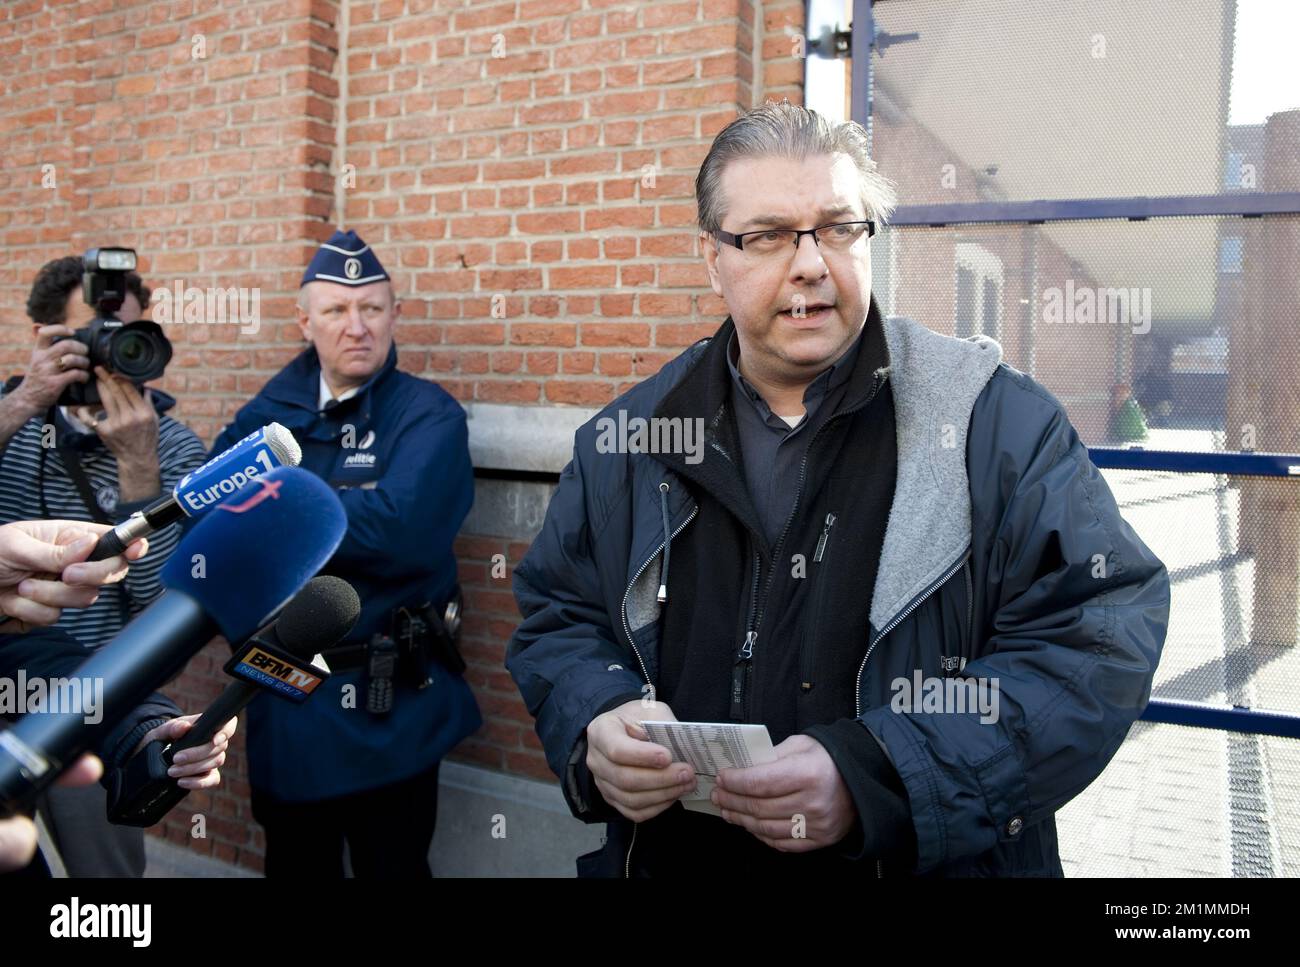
[714,220,876,257]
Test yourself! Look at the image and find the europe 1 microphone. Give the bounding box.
[86,422,302,561]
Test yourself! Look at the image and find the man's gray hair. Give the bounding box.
[695,101,897,234]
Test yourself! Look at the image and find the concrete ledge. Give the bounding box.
[464,402,599,474]
[462,477,557,541]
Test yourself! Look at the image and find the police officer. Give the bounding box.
[210,230,480,877]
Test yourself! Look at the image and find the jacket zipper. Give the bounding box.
[620,501,699,685]
[855,549,972,718]
[801,512,838,691]
[859,550,969,881]
[813,511,837,562]
[619,491,697,879]
[730,557,760,720]
[733,373,885,722]
[963,561,974,665]
[624,822,638,878]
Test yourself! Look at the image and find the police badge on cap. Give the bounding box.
[301,229,391,287]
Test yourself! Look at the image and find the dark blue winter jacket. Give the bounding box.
[507,301,1169,876]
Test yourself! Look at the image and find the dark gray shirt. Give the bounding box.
[726,325,863,549]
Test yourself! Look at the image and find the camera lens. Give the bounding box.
[118,332,147,362]
[108,321,172,381]
[111,330,156,376]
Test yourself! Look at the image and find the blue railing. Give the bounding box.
[1142,700,1300,739]
[1089,447,1300,479]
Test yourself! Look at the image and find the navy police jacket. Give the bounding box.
[211,343,481,801]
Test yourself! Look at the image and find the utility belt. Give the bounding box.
[321,585,465,716]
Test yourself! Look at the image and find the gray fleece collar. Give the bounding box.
[624,315,1004,641]
[870,315,1003,633]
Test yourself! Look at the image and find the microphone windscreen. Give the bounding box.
[275,576,361,657]
[265,421,302,467]
[173,423,302,518]
[161,466,347,643]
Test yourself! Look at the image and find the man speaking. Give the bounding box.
[210,230,480,876]
[507,102,1169,878]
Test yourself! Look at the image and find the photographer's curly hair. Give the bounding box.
[26,255,151,325]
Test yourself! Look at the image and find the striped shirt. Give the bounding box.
[0,391,207,649]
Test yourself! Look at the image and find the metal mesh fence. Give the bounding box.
[848,0,1300,876]
[1053,467,1300,876]
[870,217,1300,452]
[1058,719,1300,876]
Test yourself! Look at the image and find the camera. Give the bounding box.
[58,247,172,407]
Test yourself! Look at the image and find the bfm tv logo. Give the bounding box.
[242,647,321,693]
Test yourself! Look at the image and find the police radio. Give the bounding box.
[366,635,398,715]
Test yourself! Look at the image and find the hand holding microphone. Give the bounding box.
[0,464,348,817]
[106,576,360,826]
[0,519,148,631]
[86,421,302,562]
[133,713,239,792]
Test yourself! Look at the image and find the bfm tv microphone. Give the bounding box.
[0,465,346,817]
[87,422,302,561]
[106,575,361,827]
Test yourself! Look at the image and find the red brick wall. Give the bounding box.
[0,0,803,873]
[334,0,786,409]
[0,0,341,444]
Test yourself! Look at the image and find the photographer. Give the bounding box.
[0,519,235,876]
[0,255,207,876]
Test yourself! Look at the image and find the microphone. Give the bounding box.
[87,422,302,561]
[189,575,359,738]
[0,465,346,817]
[105,575,360,827]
